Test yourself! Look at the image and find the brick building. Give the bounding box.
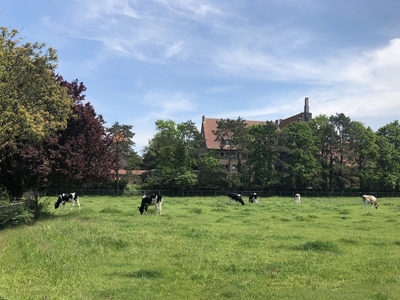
[200,97,312,170]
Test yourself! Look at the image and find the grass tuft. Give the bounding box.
[126,269,163,279]
[100,207,123,214]
[294,240,339,253]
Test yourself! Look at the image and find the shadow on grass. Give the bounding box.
[100,207,123,214]
[124,269,163,279]
[294,240,339,253]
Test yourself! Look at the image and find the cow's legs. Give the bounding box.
[76,197,81,209]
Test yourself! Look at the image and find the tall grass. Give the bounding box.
[0,195,400,299]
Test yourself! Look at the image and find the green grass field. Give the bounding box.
[1,195,399,300]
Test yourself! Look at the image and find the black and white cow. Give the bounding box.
[249,192,259,204]
[228,193,245,205]
[295,193,301,205]
[138,194,163,215]
[54,192,81,209]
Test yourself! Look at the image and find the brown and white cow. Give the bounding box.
[362,195,378,209]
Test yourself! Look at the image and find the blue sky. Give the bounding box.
[2,0,400,154]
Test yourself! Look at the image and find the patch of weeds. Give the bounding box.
[92,236,129,250]
[257,263,281,277]
[280,217,291,222]
[371,239,389,246]
[374,292,389,300]
[98,289,117,298]
[272,235,302,242]
[211,207,228,213]
[294,240,339,253]
[339,209,350,215]
[223,263,240,273]
[385,218,397,222]
[189,208,202,214]
[125,269,162,279]
[184,228,207,238]
[394,241,400,246]
[308,214,318,219]
[338,238,358,245]
[100,207,123,214]
[363,212,374,216]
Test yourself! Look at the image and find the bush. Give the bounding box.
[0,203,34,228]
[0,198,50,229]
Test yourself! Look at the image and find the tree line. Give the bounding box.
[141,115,400,194]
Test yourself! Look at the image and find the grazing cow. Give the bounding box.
[54,192,81,209]
[228,193,245,205]
[138,194,163,215]
[362,195,378,209]
[249,192,259,204]
[295,194,301,205]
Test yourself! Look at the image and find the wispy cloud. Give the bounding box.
[140,90,198,119]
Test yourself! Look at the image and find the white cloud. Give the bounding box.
[152,0,223,18]
[140,91,198,119]
[164,41,185,58]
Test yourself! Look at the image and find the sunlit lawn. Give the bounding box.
[1,195,400,299]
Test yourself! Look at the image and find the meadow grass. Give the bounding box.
[0,195,400,299]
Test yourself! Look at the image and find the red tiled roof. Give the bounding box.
[110,170,148,175]
[201,117,266,150]
[201,98,312,151]
[201,113,312,150]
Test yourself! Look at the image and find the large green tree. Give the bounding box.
[347,122,378,191]
[375,121,400,191]
[0,27,72,152]
[142,119,200,189]
[328,113,354,191]
[309,115,336,190]
[197,150,227,189]
[281,121,321,190]
[245,122,280,190]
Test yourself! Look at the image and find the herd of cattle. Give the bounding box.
[54,192,379,213]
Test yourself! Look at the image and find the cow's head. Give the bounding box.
[54,195,62,209]
[374,202,378,209]
[138,206,145,214]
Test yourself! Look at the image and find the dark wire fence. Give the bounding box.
[38,189,400,198]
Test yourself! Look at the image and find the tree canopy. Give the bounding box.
[0,27,72,152]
